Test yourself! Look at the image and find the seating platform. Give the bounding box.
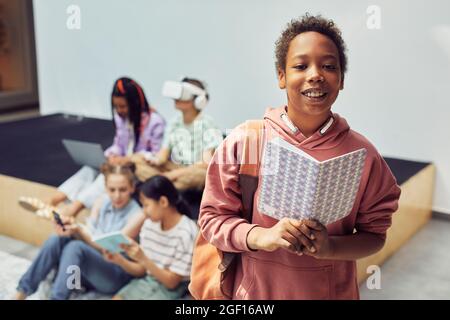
[0,114,435,284]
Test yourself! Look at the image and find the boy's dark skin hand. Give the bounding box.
[248,217,387,260]
[247,218,315,254]
[298,219,386,260]
[297,220,333,258]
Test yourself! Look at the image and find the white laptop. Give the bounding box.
[62,139,106,169]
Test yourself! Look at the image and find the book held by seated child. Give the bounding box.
[258,137,367,225]
[92,231,130,253]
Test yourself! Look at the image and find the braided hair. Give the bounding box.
[111,77,151,146]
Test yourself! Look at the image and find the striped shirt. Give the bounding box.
[139,215,198,279]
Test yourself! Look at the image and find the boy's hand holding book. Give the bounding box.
[247,218,316,254]
[298,219,335,259]
[246,218,335,259]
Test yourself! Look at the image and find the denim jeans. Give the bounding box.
[17,235,132,300]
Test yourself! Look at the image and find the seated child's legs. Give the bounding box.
[161,161,183,172]
[74,173,105,208]
[134,164,162,183]
[57,166,99,203]
[131,156,183,183]
[115,276,188,300]
[173,166,207,191]
[60,200,85,217]
[50,240,132,299]
[17,235,73,297]
[49,191,68,207]
[61,173,105,217]
[131,158,207,190]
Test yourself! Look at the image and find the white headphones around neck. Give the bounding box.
[161,78,208,110]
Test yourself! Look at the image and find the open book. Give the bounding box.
[92,231,130,253]
[257,137,367,225]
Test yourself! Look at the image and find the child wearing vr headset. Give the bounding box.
[131,77,223,191]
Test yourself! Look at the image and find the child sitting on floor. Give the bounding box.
[103,175,198,300]
[15,163,143,300]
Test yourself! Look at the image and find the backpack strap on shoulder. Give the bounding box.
[238,120,265,177]
[237,120,265,222]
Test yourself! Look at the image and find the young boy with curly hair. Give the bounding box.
[197,14,401,299]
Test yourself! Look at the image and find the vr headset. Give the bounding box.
[162,80,208,110]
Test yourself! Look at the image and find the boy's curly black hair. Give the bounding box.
[275,13,348,78]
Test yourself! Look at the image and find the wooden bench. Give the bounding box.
[356,163,435,283]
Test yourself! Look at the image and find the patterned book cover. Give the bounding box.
[257,137,367,225]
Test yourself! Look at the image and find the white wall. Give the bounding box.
[33,0,450,213]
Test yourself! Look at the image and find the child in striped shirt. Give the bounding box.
[105,175,198,300]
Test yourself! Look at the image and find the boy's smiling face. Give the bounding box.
[278,31,344,117]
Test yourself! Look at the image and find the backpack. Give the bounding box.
[188,120,265,300]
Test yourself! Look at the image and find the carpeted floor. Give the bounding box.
[0,251,38,300]
[0,235,111,300]
[0,248,112,300]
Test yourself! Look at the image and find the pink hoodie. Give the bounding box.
[198,106,401,300]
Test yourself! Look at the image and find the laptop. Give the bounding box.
[62,139,106,169]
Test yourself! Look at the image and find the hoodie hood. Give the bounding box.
[263,106,350,151]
